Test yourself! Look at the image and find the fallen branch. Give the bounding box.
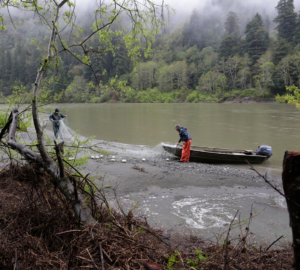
[99,243,105,270]
[6,109,96,226]
[265,236,283,251]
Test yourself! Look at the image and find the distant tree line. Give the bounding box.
[1,0,300,103]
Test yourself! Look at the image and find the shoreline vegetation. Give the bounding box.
[0,89,275,104]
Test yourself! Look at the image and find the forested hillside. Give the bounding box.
[1,0,300,103]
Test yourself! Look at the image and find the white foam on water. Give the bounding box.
[172,197,235,229]
[172,193,287,230]
[274,196,286,208]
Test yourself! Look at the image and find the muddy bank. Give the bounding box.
[0,130,290,246]
[73,141,290,246]
[0,164,293,269]
[223,97,276,104]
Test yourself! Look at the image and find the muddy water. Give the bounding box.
[120,186,290,243]
[58,103,300,177]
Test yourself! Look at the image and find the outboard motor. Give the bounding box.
[256,145,273,160]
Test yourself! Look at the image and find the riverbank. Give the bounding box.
[0,162,293,269]
[0,89,275,104]
[0,127,291,246]
[69,139,290,246]
[0,123,294,268]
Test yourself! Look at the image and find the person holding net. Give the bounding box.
[49,108,67,139]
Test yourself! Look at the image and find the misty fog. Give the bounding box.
[71,0,300,36]
[2,0,300,36]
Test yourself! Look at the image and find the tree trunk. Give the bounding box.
[282,151,300,270]
[7,110,96,226]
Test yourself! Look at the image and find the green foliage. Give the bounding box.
[296,13,300,44]
[0,112,9,128]
[276,85,300,109]
[186,250,207,268]
[245,13,268,63]
[165,251,179,270]
[224,12,240,37]
[219,12,240,59]
[1,1,300,104]
[186,91,199,102]
[0,14,6,31]
[0,84,32,136]
[274,0,297,43]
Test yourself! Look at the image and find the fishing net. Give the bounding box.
[50,119,86,142]
[44,119,176,160]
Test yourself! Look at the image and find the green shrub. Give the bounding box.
[136,91,152,103]
[186,91,199,102]
[89,96,103,103]
[0,112,8,128]
[163,95,175,103]
[100,93,111,103]
[198,94,207,102]
[0,111,32,131]
[124,88,137,102]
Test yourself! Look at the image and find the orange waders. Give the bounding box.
[181,139,192,162]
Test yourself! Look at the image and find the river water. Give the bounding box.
[58,102,300,177]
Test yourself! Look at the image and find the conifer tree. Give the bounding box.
[224,11,240,37]
[219,36,240,59]
[27,49,40,84]
[273,39,292,64]
[296,12,300,44]
[245,13,268,64]
[264,15,271,33]
[182,9,204,49]
[0,46,4,81]
[113,38,131,77]
[18,46,27,84]
[219,12,240,59]
[4,51,12,82]
[10,50,20,83]
[274,0,297,43]
[52,64,68,94]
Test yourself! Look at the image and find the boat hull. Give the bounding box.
[162,144,268,164]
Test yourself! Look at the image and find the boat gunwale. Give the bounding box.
[162,143,266,158]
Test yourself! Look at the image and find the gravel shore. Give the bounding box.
[0,131,289,244]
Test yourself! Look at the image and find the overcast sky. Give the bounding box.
[74,0,300,20]
[162,0,300,12]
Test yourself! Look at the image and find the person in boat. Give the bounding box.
[49,108,67,139]
[175,124,192,163]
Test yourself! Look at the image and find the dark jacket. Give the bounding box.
[178,127,192,143]
[49,111,65,127]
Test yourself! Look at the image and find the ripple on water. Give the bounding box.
[171,193,287,230]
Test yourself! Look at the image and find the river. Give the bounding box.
[57,102,300,177]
